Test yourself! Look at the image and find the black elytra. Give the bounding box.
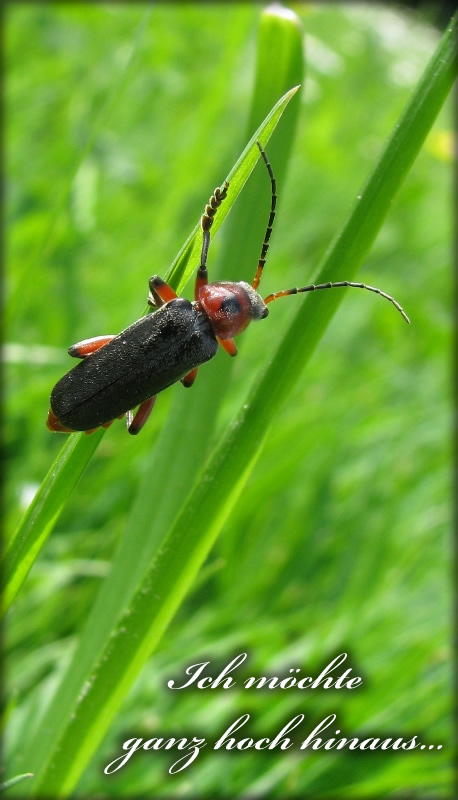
[50,299,218,432]
[47,142,409,436]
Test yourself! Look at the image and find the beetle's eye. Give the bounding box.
[220,296,242,315]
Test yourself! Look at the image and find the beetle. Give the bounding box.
[47,141,409,436]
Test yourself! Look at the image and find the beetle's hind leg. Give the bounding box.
[148,276,178,308]
[181,367,198,388]
[126,396,157,435]
[68,335,116,358]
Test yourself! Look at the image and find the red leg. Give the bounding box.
[217,337,238,357]
[46,407,74,433]
[127,396,157,435]
[148,276,178,308]
[68,335,115,359]
[181,367,198,388]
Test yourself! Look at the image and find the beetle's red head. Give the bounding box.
[198,281,268,339]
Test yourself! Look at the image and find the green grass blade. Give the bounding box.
[164,82,302,294]
[0,774,33,793]
[25,12,456,797]
[1,431,103,615]
[221,3,303,291]
[166,5,304,294]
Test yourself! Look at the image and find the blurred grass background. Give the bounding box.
[4,3,452,797]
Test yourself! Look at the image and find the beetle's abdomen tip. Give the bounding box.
[46,407,73,433]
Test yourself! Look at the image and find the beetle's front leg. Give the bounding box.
[217,337,238,357]
[68,335,116,358]
[148,276,178,308]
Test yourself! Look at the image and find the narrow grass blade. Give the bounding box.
[0,774,33,793]
[163,83,301,293]
[1,431,103,615]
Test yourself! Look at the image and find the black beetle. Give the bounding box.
[47,142,409,436]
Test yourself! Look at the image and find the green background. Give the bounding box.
[5,4,452,797]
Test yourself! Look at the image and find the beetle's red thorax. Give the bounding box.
[197,281,268,339]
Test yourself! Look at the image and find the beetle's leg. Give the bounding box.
[217,337,238,357]
[46,408,74,433]
[195,181,229,299]
[68,335,116,359]
[181,367,198,388]
[127,396,157,436]
[148,276,178,308]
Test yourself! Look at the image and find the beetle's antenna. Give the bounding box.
[252,141,277,291]
[198,182,229,279]
[264,281,410,323]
